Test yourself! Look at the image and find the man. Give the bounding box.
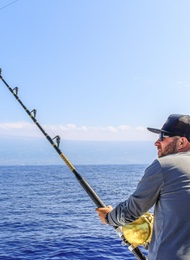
[96,114,190,260]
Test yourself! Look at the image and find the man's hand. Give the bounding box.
[96,205,113,224]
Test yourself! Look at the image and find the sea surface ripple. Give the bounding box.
[0,165,148,260]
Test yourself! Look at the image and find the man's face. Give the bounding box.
[154,136,179,158]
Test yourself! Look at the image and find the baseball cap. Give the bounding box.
[147,114,190,141]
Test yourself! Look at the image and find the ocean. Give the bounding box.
[0,164,149,260]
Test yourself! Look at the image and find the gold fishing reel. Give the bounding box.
[122,212,154,248]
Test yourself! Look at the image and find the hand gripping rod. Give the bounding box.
[0,69,147,260]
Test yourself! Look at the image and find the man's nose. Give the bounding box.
[154,139,160,146]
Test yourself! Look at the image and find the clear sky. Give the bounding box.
[1,0,190,141]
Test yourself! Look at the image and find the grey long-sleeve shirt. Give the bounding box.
[107,152,190,260]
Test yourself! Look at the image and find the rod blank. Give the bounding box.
[0,69,147,260]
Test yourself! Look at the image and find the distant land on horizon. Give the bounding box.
[0,135,157,166]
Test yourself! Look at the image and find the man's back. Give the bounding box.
[148,152,190,260]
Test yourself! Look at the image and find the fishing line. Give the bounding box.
[0,0,19,11]
[50,137,123,193]
[40,126,114,192]
[53,140,121,200]
[0,68,147,260]
[34,122,129,200]
[30,123,109,193]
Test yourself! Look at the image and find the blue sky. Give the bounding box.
[1,0,190,141]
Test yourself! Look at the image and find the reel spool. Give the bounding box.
[122,213,154,248]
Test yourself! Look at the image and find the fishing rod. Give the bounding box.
[0,68,147,260]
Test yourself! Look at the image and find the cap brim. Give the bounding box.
[147,127,172,135]
[147,127,161,134]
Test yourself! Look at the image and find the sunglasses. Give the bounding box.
[158,132,176,141]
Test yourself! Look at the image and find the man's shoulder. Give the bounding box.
[156,152,190,169]
[159,152,190,161]
[145,159,162,175]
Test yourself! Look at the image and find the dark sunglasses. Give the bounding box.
[158,132,176,141]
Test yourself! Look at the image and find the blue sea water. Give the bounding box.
[0,164,149,260]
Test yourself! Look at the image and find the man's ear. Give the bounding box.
[178,137,188,149]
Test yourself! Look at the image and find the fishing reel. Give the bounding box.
[122,212,154,249]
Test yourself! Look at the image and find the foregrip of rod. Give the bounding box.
[72,169,106,207]
[72,171,147,259]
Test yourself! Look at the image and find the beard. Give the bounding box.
[159,138,178,158]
